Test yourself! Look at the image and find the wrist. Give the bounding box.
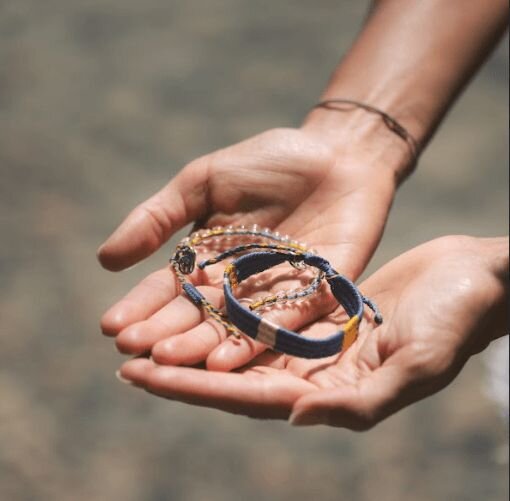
[481,236,509,282]
[475,236,509,346]
[301,105,415,184]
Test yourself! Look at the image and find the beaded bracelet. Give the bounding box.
[197,243,325,311]
[223,250,382,359]
[172,224,307,275]
[170,225,323,336]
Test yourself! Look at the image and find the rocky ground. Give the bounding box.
[0,1,508,500]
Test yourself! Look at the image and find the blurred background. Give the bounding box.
[1,1,508,500]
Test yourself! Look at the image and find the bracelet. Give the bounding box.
[170,225,323,336]
[313,98,419,167]
[198,243,325,310]
[223,250,383,359]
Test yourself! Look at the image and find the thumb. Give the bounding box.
[97,158,210,271]
[289,364,413,430]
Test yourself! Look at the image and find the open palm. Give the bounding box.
[118,236,507,429]
[99,127,397,371]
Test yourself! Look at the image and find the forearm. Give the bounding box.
[303,0,508,176]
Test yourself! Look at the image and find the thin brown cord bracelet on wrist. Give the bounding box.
[313,98,420,169]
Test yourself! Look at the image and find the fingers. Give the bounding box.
[117,286,224,356]
[149,303,267,368]
[289,364,410,430]
[149,289,337,372]
[205,292,337,371]
[151,319,228,367]
[98,159,210,271]
[101,268,180,336]
[119,358,316,419]
[205,332,268,372]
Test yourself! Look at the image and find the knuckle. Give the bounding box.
[137,201,173,243]
[349,406,379,431]
[328,407,378,431]
[196,285,224,303]
[407,340,455,378]
[146,367,170,393]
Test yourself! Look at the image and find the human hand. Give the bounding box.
[117,235,508,429]
[99,121,410,370]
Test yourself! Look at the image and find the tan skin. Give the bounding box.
[118,236,508,428]
[99,0,509,427]
[100,126,400,371]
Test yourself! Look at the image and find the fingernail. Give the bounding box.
[115,370,134,385]
[289,411,324,427]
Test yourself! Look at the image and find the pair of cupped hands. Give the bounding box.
[98,127,505,429]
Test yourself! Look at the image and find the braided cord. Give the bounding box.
[198,242,325,310]
[171,260,242,338]
[170,225,325,336]
[313,98,420,170]
[223,251,381,358]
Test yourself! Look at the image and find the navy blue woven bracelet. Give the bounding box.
[170,225,321,337]
[223,251,382,359]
